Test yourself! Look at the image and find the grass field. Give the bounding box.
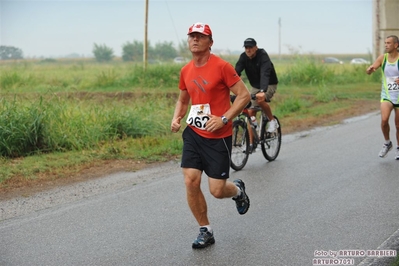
[0,55,382,189]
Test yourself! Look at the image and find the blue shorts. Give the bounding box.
[181,126,232,179]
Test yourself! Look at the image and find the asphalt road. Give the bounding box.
[1,112,398,266]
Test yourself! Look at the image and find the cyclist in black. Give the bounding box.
[235,38,279,152]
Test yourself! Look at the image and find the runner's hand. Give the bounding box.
[256,91,267,102]
[171,117,181,133]
[366,66,375,75]
[205,114,224,132]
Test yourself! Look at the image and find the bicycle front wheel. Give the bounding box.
[260,115,282,161]
[230,119,250,171]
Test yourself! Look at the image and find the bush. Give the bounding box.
[0,97,46,157]
[0,95,170,158]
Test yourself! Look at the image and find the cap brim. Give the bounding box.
[188,31,210,36]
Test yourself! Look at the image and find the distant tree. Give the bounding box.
[122,41,143,61]
[92,43,114,62]
[153,41,177,60]
[65,53,81,58]
[0,45,23,60]
[122,40,181,62]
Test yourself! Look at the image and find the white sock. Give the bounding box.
[384,140,391,145]
[235,186,242,198]
[201,225,212,233]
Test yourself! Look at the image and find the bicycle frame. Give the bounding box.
[230,99,282,171]
[240,106,266,148]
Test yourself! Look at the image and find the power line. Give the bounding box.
[164,0,181,49]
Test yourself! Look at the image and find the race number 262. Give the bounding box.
[187,116,210,130]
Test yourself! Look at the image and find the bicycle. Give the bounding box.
[230,94,282,171]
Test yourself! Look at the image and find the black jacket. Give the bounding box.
[235,48,278,90]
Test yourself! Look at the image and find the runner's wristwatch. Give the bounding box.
[221,116,228,125]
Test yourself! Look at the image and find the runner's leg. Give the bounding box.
[184,168,209,226]
[380,101,393,141]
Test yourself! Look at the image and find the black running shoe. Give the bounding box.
[192,227,215,249]
[233,179,250,215]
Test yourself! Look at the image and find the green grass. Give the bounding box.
[0,60,183,93]
[0,56,382,185]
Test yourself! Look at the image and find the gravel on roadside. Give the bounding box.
[0,160,180,221]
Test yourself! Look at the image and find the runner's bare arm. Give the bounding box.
[224,80,250,121]
[366,54,384,75]
[171,90,190,133]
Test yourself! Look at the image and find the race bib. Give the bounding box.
[186,104,211,130]
[386,77,399,91]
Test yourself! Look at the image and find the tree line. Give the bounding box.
[0,40,190,62]
[0,46,23,60]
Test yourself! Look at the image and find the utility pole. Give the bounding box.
[373,0,380,61]
[372,0,399,60]
[278,17,281,60]
[143,0,149,70]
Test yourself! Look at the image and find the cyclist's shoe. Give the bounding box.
[192,227,215,249]
[378,141,393,158]
[267,119,279,133]
[250,144,256,153]
[243,144,255,154]
[248,144,254,154]
[395,147,399,160]
[232,179,250,215]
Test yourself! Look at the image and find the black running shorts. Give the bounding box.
[181,126,232,179]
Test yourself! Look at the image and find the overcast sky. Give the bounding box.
[1,0,372,58]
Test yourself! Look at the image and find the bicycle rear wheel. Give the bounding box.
[260,115,281,161]
[230,119,250,171]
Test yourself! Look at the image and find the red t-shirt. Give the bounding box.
[179,54,241,139]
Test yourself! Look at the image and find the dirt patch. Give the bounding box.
[0,100,380,200]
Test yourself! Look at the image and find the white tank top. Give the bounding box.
[381,53,399,104]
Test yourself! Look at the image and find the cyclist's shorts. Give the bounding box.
[181,126,232,179]
[251,84,277,107]
[381,98,399,108]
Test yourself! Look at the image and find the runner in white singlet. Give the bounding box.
[381,53,399,105]
[366,35,399,160]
